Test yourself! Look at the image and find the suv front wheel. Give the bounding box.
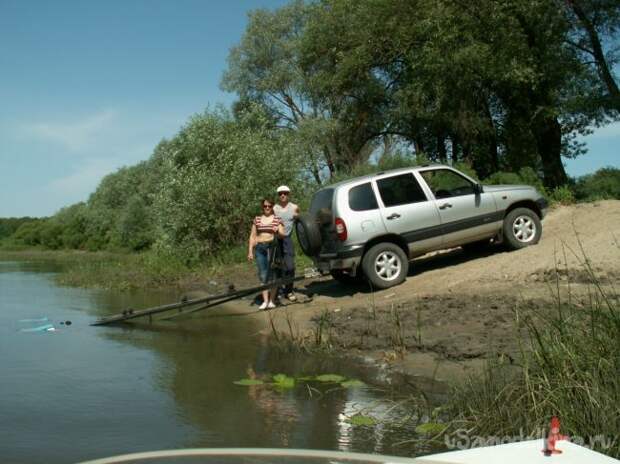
[362,243,409,289]
[503,207,542,250]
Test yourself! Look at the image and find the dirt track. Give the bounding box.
[213,201,620,384]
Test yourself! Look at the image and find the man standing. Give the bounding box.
[274,185,299,301]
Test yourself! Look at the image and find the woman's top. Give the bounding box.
[254,215,282,236]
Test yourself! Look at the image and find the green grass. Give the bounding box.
[0,236,315,291]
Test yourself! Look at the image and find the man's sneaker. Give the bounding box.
[259,301,268,310]
[267,301,276,309]
[286,292,297,302]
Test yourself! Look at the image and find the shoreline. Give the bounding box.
[2,200,619,386]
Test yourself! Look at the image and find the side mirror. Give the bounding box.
[473,183,483,194]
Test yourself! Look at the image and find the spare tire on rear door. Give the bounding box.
[295,213,322,257]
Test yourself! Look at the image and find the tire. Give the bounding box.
[503,207,542,250]
[361,242,409,289]
[295,213,322,256]
[330,269,365,285]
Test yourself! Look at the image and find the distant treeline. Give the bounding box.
[2,0,619,261]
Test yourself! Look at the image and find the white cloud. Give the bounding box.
[48,158,119,198]
[25,109,118,152]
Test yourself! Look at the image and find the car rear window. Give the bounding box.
[377,173,427,207]
[348,182,378,211]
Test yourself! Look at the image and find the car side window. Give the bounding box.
[349,182,379,211]
[420,169,475,199]
[377,173,427,207]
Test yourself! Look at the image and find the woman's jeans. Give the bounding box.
[255,242,275,284]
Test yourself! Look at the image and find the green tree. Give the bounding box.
[153,105,302,261]
[222,0,385,180]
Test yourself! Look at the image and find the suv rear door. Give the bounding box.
[418,167,499,247]
[374,171,443,255]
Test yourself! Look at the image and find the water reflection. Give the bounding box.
[1,259,431,464]
[96,310,423,456]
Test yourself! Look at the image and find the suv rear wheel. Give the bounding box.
[362,243,408,289]
[503,207,542,250]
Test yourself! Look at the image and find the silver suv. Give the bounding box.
[295,165,548,289]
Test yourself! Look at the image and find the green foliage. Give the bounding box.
[348,414,376,426]
[340,379,366,388]
[233,379,264,386]
[548,185,576,205]
[11,219,47,247]
[452,162,479,181]
[484,171,523,186]
[483,167,545,192]
[574,167,620,200]
[0,217,41,241]
[272,373,296,389]
[153,105,302,262]
[314,374,346,383]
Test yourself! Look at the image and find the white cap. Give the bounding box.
[276,185,291,193]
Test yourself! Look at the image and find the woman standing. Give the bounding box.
[248,198,285,309]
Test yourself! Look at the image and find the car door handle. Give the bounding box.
[439,203,453,210]
[386,213,401,220]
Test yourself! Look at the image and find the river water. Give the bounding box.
[0,260,426,463]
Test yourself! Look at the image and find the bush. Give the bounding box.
[153,105,303,263]
[548,185,575,205]
[574,167,620,201]
[484,171,523,186]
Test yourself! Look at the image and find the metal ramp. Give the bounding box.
[91,273,319,326]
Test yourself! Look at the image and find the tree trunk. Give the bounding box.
[451,135,459,163]
[414,138,425,156]
[323,146,336,178]
[484,101,499,174]
[532,114,568,189]
[437,134,447,163]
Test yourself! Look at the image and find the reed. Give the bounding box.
[444,244,620,458]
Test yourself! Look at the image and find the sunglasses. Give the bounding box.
[278,192,289,196]
[263,204,273,209]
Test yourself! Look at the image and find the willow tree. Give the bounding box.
[221,0,386,181]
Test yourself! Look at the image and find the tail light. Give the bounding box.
[335,217,348,241]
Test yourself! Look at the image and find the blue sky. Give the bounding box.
[0,1,618,218]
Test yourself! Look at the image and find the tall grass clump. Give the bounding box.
[444,252,619,458]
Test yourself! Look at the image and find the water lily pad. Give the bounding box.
[340,379,366,388]
[415,422,446,435]
[272,374,295,389]
[349,414,376,426]
[315,374,346,383]
[233,379,264,386]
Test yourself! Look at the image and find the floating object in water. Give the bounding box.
[20,323,55,333]
[59,320,72,326]
[18,317,49,323]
